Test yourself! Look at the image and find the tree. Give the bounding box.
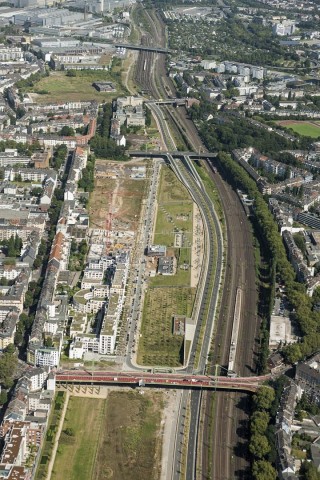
[283,343,302,364]
[249,434,270,459]
[59,126,75,137]
[0,390,7,405]
[30,187,43,198]
[300,461,320,480]
[33,256,42,270]
[7,235,16,257]
[5,344,15,354]
[23,291,34,309]
[252,460,277,480]
[253,387,275,411]
[250,411,270,435]
[44,336,53,348]
[0,350,18,388]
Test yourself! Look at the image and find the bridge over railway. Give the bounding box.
[127,150,218,159]
[145,99,186,105]
[55,371,270,393]
[114,43,170,53]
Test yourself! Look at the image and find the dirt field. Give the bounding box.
[89,161,147,233]
[93,391,163,480]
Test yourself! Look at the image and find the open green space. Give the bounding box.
[279,121,320,138]
[35,392,66,480]
[154,203,193,246]
[51,396,104,480]
[153,166,193,285]
[93,391,163,480]
[25,70,127,104]
[149,247,191,287]
[137,286,195,366]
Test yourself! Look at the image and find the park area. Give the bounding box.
[153,166,194,285]
[137,286,195,366]
[277,120,320,138]
[25,70,126,104]
[51,392,163,480]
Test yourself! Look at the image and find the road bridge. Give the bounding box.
[55,370,269,393]
[114,43,170,54]
[127,150,218,159]
[146,99,186,106]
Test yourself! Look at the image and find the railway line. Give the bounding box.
[131,6,259,479]
[201,160,258,479]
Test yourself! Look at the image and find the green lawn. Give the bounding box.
[137,286,195,367]
[51,397,104,480]
[149,248,191,287]
[35,392,66,480]
[281,122,320,138]
[153,166,193,286]
[26,70,127,103]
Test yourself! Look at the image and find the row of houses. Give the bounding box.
[69,250,130,357]
[110,95,146,146]
[27,147,89,368]
[0,366,56,480]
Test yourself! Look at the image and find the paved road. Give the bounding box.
[56,370,267,391]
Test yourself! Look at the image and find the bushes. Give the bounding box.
[78,155,95,192]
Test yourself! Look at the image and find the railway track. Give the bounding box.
[201,161,258,479]
[131,7,259,479]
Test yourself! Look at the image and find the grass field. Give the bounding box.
[277,120,320,138]
[51,397,104,480]
[27,70,127,103]
[137,286,195,366]
[93,391,163,480]
[153,166,193,285]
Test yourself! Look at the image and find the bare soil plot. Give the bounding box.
[89,162,147,232]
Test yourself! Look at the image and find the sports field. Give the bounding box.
[277,120,320,138]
